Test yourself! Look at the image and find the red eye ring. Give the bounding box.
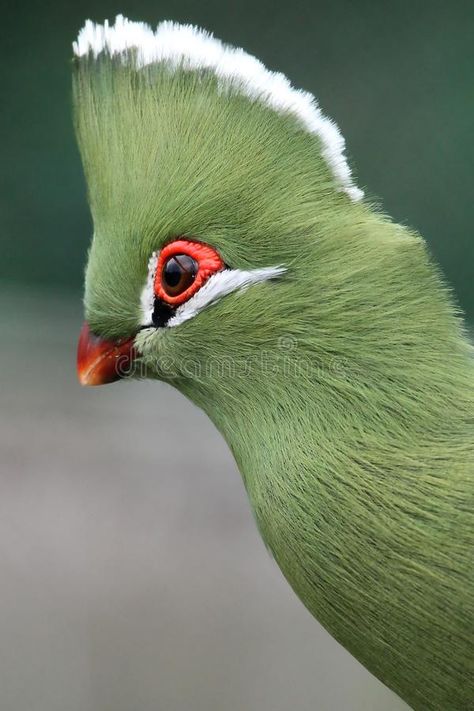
[154,239,225,306]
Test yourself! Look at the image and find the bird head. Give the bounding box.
[73,16,462,451]
[73,15,378,421]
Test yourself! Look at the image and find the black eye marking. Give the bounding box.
[152,300,175,328]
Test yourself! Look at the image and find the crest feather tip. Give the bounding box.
[73,14,363,201]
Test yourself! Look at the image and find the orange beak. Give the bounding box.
[77,322,137,386]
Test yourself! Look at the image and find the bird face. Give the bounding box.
[78,232,286,391]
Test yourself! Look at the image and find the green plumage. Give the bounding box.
[74,42,474,711]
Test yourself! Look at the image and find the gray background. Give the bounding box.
[1,291,408,710]
[1,1,473,709]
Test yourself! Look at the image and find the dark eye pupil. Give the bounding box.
[162,254,198,296]
[164,258,183,287]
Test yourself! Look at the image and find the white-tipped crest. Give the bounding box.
[74,15,363,201]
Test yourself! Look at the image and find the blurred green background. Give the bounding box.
[0,3,472,711]
[1,0,473,317]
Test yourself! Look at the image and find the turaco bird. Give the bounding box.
[73,16,473,711]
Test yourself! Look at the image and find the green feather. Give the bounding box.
[73,26,474,711]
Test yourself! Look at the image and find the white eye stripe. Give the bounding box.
[167,265,286,327]
[139,251,285,328]
[140,251,158,326]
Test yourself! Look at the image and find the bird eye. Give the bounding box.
[154,239,225,306]
[161,255,198,297]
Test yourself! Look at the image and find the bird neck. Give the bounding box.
[180,308,473,581]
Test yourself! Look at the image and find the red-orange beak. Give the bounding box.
[77,322,137,386]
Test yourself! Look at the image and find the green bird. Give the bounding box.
[73,15,473,710]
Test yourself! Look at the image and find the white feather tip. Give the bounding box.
[73,15,363,201]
